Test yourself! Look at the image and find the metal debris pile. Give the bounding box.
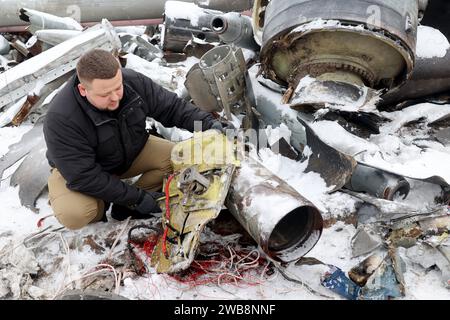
[0,0,449,300]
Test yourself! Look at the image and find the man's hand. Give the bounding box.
[132,190,165,214]
[210,120,238,136]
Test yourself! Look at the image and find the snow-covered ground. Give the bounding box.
[0,23,450,300]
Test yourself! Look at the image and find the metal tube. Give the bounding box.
[345,164,411,201]
[225,159,323,262]
[162,1,221,52]
[19,8,83,33]
[211,12,259,50]
[0,0,253,28]
[381,50,450,107]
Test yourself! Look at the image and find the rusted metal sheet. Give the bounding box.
[11,73,73,126]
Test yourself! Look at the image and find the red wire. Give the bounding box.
[162,174,175,258]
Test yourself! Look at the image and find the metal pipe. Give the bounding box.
[345,164,411,201]
[0,19,164,33]
[381,50,450,107]
[0,0,253,28]
[162,1,221,52]
[211,12,259,50]
[225,159,323,262]
[19,8,83,33]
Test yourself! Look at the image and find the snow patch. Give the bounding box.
[416,26,450,58]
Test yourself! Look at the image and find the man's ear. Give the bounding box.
[78,83,87,97]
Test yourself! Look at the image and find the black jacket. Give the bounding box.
[44,68,215,206]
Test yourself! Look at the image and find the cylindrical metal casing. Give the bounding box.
[346,164,411,200]
[211,12,259,50]
[185,45,247,117]
[225,159,323,262]
[162,1,222,52]
[0,0,254,27]
[381,50,450,107]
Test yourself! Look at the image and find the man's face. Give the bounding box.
[77,69,124,111]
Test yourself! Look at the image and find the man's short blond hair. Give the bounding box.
[76,49,120,85]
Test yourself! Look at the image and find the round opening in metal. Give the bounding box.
[268,206,322,259]
[212,17,225,32]
[387,179,410,200]
[200,45,231,69]
[196,32,206,40]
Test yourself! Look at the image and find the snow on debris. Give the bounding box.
[416,25,450,58]
[164,1,208,27]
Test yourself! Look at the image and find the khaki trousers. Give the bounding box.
[48,135,174,230]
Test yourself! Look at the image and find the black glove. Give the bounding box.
[210,120,237,135]
[132,190,165,214]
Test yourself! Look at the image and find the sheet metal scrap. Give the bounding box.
[359,253,405,300]
[0,120,50,210]
[35,29,82,47]
[321,265,361,300]
[151,131,239,274]
[0,19,121,110]
[11,72,72,127]
[398,215,450,260]
[120,34,163,62]
[290,78,381,113]
[10,138,50,211]
[344,189,446,227]
[351,225,384,258]
[297,117,357,192]
[406,242,450,288]
[349,252,385,287]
